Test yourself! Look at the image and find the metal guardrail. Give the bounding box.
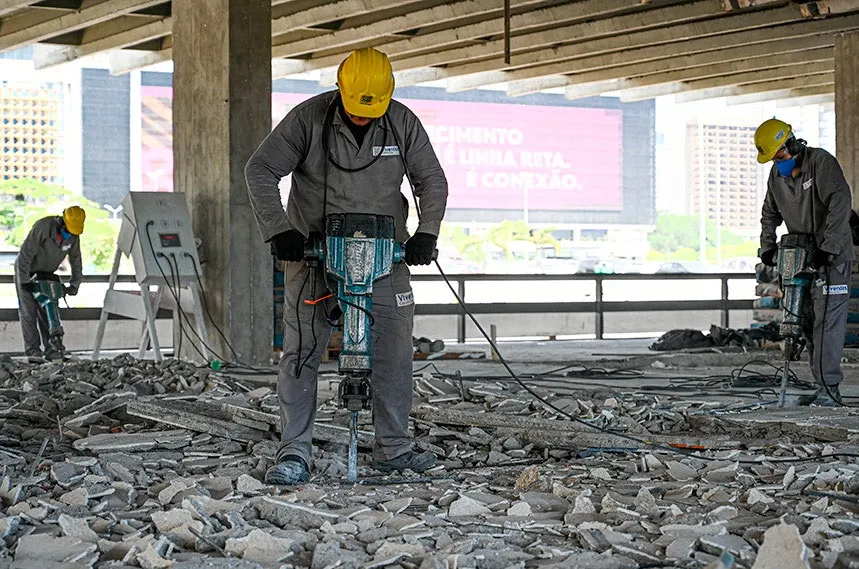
[1,272,756,341]
[409,272,756,342]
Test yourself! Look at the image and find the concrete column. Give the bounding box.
[172,0,272,364]
[835,31,859,203]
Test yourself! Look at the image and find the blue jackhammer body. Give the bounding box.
[305,213,403,481]
[31,276,67,359]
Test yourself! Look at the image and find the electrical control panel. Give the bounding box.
[117,192,203,285]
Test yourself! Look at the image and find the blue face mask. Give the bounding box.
[775,156,797,177]
[60,228,71,240]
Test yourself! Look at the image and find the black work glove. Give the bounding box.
[64,284,79,296]
[812,249,834,269]
[21,282,35,294]
[760,248,777,267]
[270,230,306,262]
[404,232,437,266]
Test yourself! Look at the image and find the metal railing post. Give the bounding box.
[595,275,604,340]
[721,276,730,328]
[457,278,466,343]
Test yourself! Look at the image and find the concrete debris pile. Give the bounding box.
[0,354,857,568]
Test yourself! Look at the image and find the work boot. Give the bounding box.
[264,455,310,485]
[26,352,44,364]
[373,450,437,474]
[44,350,64,363]
[813,384,843,407]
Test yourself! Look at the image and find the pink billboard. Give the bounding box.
[141,87,624,211]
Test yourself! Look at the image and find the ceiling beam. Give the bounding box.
[618,60,834,101]
[273,0,665,63]
[676,72,834,103]
[506,32,838,96]
[108,46,170,74]
[0,0,39,18]
[397,0,779,76]
[776,90,835,107]
[272,0,511,59]
[430,3,839,90]
[271,0,406,36]
[0,0,165,53]
[33,16,170,68]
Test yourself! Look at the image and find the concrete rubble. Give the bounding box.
[0,351,857,568]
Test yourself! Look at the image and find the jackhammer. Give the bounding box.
[304,213,404,483]
[776,234,816,407]
[29,273,68,361]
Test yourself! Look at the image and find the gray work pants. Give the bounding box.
[803,262,850,387]
[276,261,416,465]
[14,276,49,357]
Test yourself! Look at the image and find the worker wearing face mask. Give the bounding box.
[755,118,853,406]
[14,206,86,362]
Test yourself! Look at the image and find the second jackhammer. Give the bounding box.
[776,234,815,407]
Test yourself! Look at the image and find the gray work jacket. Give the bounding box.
[245,91,448,244]
[761,146,854,266]
[14,216,83,287]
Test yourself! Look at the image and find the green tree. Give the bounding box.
[648,213,744,254]
[0,178,119,273]
[438,224,487,263]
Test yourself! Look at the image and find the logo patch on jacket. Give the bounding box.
[373,145,401,156]
[396,291,414,306]
[802,179,813,190]
[823,284,848,295]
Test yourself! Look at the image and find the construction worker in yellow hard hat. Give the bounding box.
[754,117,853,406]
[246,47,448,484]
[14,206,86,362]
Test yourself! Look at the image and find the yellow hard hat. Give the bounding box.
[337,47,394,119]
[754,118,793,164]
[63,206,86,235]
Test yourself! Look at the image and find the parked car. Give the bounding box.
[656,261,716,274]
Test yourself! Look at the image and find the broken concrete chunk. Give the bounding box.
[58,514,99,542]
[14,534,99,566]
[73,430,193,453]
[507,501,531,517]
[257,496,339,530]
[666,461,698,482]
[665,536,698,559]
[448,495,491,517]
[752,524,811,569]
[225,529,296,564]
[59,487,89,507]
[236,474,265,494]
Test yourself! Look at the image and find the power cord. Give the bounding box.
[143,222,209,363]
[387,120,859,465]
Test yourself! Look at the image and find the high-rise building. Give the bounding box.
[686,122,767,237]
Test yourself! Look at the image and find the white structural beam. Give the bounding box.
[438,5,845,91]
[676,72,834,103]
[109,47,171,75]
[273,0,500,58]
[273,0,638,68]
[0,0,38,18]
[394,0,779,73]
[614,51,833,100]
[34,16,171,69]
[564,80,624,101]
[271,0,406,36]
[776,91,835,107]
[271,0,566,59]
[0,0,166,53]
[621,61,834,101]
[507,33,837,96]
